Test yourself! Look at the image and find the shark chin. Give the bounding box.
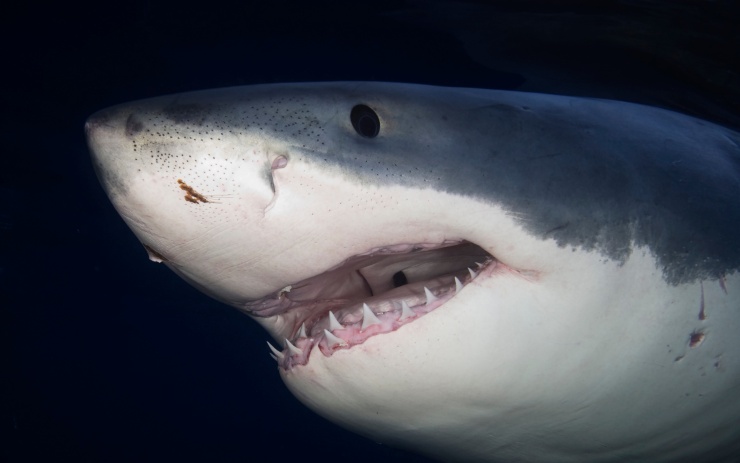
[86,82,740,462]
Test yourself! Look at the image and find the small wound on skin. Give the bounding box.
[689,331,705,348]
[177,179,209,204]
[698,281,706,320]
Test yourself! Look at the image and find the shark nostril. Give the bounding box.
[272,155,288,170]
[125,113,144,137]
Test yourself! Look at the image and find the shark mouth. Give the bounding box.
[245,240,495,370]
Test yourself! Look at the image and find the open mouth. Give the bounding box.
[245,240,495,370]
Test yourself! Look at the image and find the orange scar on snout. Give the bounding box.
[177,179,209,204]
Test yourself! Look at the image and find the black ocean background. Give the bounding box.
[3,1,739,462]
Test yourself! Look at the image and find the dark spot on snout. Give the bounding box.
[85,108,113,133]
[351,104,380,138]
[125,114,144,137]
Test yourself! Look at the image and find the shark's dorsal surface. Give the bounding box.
[86,82,740,462]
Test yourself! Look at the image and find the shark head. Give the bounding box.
[87,82,740,462]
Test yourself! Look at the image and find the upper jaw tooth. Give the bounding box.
[285,339,303,355]
[267,341,284,360]
[455,276,463,293]
[328,311,343,331]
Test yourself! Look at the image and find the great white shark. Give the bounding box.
[86,82,740,462]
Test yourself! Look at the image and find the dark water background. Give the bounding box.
[2,1,738,461]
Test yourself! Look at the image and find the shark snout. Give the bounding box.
[85,105,126,141]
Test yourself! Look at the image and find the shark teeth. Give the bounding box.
[324,329,347,348]
[361,303,382,331]
[267,341,284,360]
[270,258,493,370]
[424,287,438,304]
[328,311,343,331]
[285,339,303,355]
[399,300,415,320]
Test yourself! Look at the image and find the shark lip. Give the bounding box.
[246,240,495,369]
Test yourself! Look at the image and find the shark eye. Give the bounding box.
[350,104,380,138]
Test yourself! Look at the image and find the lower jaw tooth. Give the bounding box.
[324,329,347,348]
[309,274,476,355]
[424,287,438,304]
[400,300,415,320]
[361,303,382,330]
[285,339,303,355]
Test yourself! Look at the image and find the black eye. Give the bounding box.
[350,104,380,138]
[392,271,408,288]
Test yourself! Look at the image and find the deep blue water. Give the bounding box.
[2,1,738,462]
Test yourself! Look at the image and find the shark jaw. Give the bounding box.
[249,240,497,369]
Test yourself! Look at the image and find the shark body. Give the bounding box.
[86,82,740,462]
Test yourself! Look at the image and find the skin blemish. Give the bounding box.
[689,331,706,348]
[714,356,725,372]
[177,179,209,204]
[698,281,706,320]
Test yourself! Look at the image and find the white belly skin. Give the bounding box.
[281,247,740,463]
